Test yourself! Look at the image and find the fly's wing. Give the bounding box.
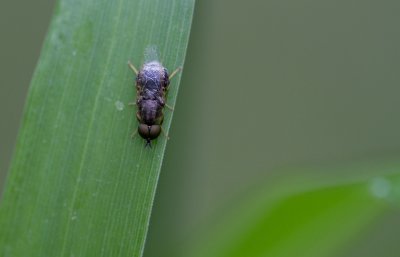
[144,45,159,62]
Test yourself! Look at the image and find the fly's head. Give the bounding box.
[138,124,161,147]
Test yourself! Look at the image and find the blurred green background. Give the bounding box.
[1,0,400,256]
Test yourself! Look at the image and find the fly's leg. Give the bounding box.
[161,127,170,140]
[131,112,143,139]
[126,61,138,141]
[164,67,182,111]
[136,112,142,122]
[168,67,182,80]
[128,61,138,75]
[165,104,174,111]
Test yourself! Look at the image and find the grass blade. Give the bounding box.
[0,0,194,256]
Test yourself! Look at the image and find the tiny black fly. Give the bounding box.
[128,59,181,147]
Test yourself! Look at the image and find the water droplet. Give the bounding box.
[115,100,125,111]
[370,177,391,199]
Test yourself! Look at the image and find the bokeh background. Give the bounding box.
[1,0,400,256]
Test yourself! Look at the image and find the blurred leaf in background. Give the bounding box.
[177,163,400,257]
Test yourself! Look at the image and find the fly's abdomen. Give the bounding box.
[136,61,169,92]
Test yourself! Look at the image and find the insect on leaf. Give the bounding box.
[0,0,195,256]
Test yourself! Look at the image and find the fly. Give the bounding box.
[128,59,181,147]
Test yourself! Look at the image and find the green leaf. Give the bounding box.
[182,162,400,257]
[0,0,194,256]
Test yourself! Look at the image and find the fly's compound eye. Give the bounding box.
[148,125,161,139]
[138,124,161,140]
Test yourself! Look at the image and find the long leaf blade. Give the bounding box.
[0,0,194,256]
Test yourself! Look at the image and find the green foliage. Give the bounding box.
[181,163,400,257]
[0,0,194,256]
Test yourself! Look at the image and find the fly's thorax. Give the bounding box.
[138,99,164,125]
